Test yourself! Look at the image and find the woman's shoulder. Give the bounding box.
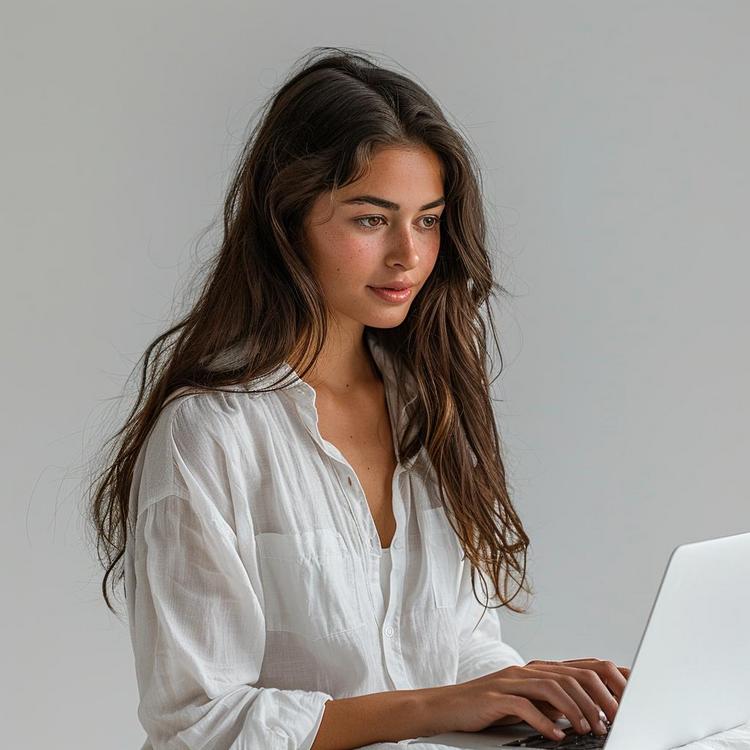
[157,382,288,441]
[137,384,289,522]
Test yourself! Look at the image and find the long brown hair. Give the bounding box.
[87,46,532,618]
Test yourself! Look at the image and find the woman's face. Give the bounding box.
[302,145,444,331]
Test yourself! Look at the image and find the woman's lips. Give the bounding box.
[367,285,413,303]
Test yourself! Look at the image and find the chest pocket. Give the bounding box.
[255,527,367,641]
[419,505,463,609]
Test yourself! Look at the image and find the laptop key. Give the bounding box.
[501,724,608,748]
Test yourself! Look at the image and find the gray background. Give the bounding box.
[2,1,748,747]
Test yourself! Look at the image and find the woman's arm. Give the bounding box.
[310,660,628,749]
[310,688,437,750]
[128,494,335,749]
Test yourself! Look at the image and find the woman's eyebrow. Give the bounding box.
[339,195,445,211]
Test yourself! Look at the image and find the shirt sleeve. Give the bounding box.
[454,555,526,683]
[127,398,333,750]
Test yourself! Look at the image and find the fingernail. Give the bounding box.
[554,728,565,739]
[597,720,608,734]
[581,719,591,732]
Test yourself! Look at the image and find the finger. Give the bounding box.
[527,697,565,721]
[500,676,596,736]
[490,706,563,727]
[486,689,559,727]
[552,659,629,704]
[538,704,565,721]
[562,658,629,674]
[527,663,621,724]
[561,659,631,693]
[496,695,567,742]
[518,668,613,733]
[544,705,565,719]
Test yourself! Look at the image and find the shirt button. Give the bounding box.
[384,625,394,638]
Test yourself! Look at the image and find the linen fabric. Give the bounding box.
[124,330,525,749]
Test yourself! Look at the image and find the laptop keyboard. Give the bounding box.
[500,720,610,748]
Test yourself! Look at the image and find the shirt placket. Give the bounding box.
[375,370,415,690]
[295,376,420,687]
[291,384,378,624]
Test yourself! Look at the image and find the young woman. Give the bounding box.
[89,47,630,750]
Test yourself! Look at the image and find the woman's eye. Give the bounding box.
[355,216,385,229]
[354,215,441,231]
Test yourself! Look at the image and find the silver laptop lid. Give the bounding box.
[603,529,750,750]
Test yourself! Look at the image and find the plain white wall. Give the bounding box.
[2,1,748,747]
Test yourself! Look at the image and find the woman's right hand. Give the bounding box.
[423,658,631,741]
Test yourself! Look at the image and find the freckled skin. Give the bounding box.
[302,145,444,341]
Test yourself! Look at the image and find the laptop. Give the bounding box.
[406,530,750,749]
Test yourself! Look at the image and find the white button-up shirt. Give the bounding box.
[124,330,525,750]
